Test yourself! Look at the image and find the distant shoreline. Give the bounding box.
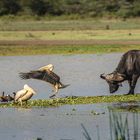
[0,18,139,56]
[0,43,139,56]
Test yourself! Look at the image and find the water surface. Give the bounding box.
[0,53,140,140]
[0,53,139,98]
[0,103,140,140]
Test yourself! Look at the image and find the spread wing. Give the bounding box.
[19,71,44,80]
[19,70,60,85]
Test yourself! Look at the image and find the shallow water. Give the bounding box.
[1,53,140,98]
[0,104,107,140]
[0,103,140,140]
[1,53,140,140]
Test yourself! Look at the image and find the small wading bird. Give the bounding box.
[14,84,36,106]
[19,64,69,98]
[0,92,15,102]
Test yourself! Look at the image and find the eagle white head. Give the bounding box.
[39,64,54,72]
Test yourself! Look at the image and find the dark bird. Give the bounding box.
[0,92,15,102]
[0,92,8,102]
[6,92,16,101]
[19,64,69,98]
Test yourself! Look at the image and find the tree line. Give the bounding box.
[0,0,140,18]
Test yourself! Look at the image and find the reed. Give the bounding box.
[81,123,92,140]
[109,109,139,140]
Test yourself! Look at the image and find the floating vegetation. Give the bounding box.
[0,94,140,108]
[91,110,100,115]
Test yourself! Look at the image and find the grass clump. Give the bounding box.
[0,45,139,56]
[1,94,140,108]
[0,18,140,31]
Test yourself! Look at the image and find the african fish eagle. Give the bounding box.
[19,64,69,98]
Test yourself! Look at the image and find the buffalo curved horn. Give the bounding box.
[112,73,125,82]
[100,73,106,79]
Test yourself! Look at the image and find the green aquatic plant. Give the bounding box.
[109,109,139,140]
[0,94,140,108]
[110,111,129,140]
[81,123,92,140]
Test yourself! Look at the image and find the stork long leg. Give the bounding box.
[19,98,23,106]
[49,83,59,98]
[54,84,59,93]
[25,100,28,105]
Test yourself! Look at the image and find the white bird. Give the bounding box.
[38,64,54,71]
[14,84,36,106]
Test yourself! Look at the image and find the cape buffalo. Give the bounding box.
[100,50,140,95]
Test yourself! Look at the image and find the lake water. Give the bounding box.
[1,53,140,98]
[0,103,140,140]
[0,53,140,140]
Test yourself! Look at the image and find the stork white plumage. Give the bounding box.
[14,84,36,106]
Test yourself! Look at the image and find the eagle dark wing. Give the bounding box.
[45,71,60,82]
[19,71,44,80]
[19,70,60,85]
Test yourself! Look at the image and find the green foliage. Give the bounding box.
[29,0,47,16]
[0,0,139,18]
[0,0,21,16]
[132,1,140,16]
